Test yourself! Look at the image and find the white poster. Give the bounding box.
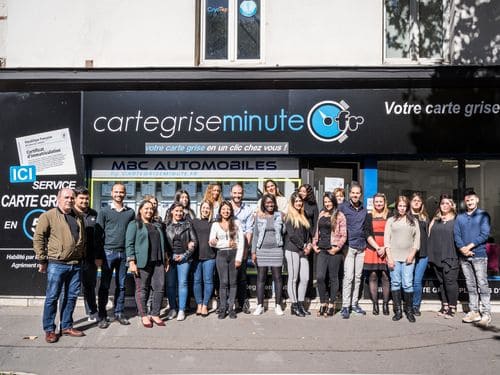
[16,128,77,175]
[324,177,344,193]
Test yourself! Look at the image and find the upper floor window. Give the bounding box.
[385,0,447,63]
[201,0,262,64]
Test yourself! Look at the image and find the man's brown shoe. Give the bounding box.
[61,328,85,337]
[45,331,59,343]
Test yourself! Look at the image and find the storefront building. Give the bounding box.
[1,66,499,301]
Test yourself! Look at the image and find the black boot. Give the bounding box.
[392,290,402,321]
[404,292,416,323]
[372,300,380,315]
[382,301,390,316]
[413,305,421,316]
[298,301,310,316]
[291,303,305,317]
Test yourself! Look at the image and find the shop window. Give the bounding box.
[378,160,458,214]
[201,0,262,64]
[384,0,446,63]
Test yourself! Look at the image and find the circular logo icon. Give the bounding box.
[307,101,348,142]
[22,209,46,241]
[239,0,257,17]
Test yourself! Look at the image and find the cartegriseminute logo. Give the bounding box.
[307,100,365,143]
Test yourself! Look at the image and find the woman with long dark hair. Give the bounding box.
[363,193,390,315]
[164,190,195,223]
[192,200,216,317]
[298,184,318,237]
[410,192,429,316]
[252,194,286,316]
[284,192,312,317]
[385,196,420,323]
[209,201,244,319]
[428,194,459,318]
[126,200,169,328]
[165,203,197,321]
[312,192,347,317]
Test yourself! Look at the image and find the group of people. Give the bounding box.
[33,179,493,344]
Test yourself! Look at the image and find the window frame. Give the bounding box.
[383,0,450,65]
[200,0,265,66]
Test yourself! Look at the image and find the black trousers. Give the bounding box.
[216,250,238,311]
[316,251,343,304]
[432,263,459,306]
[81,259,98,315]
[236,257,248,306]
[134,261,165,317]
[256,266,283,306]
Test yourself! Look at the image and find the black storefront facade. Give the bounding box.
[1,66,499,303]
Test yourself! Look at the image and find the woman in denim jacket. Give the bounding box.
[251,194,285,316]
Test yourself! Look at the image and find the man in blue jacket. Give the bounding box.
[339,181,368,319]
[454,189,492,327]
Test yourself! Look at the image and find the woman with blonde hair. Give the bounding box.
[363,193,390,315]
[333,187,345,206]
[427,193,459,318]
[284,192,312,317]
[410,192,429,316]
[203,183,223,218]
[385,196,420,322]
[312,192,347,317]
[258,179,288,214]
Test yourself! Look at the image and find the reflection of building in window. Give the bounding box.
[385,0,446,62]
[202,0,262,63]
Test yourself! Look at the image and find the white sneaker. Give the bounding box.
[275,304,284,316]
[87,312,98,322]
[476,313,492,327]
[176,310,186,321]
[253,304,264,316]
[462,310,481,323]
[167,309,177,320]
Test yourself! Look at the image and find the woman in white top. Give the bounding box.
[384,196,420,323]
[209,201,244,319]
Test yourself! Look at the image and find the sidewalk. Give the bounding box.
[0,305,498,375]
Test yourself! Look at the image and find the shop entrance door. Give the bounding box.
[307,162,359,204]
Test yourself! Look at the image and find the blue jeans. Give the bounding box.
[193,259,216,306]
[98,250,127,318]
[43,262,81,332]
[412,256,428,308]
[390,261,415,293]
[460,257,491,314]
[166,260,191,311]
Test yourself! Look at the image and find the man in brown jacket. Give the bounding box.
[33,188,86,343]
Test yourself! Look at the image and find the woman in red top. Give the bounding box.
[363,193,390,315]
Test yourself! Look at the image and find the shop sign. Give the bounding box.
[82,88,500,156]
[91,157,299,178]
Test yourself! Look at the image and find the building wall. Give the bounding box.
[265,0,383,66]
[2,0,498,67]
[6,0,197,67]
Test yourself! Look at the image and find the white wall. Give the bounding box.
[4,0,496,68]
[6,0,197,67]
[265,0,383,66]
